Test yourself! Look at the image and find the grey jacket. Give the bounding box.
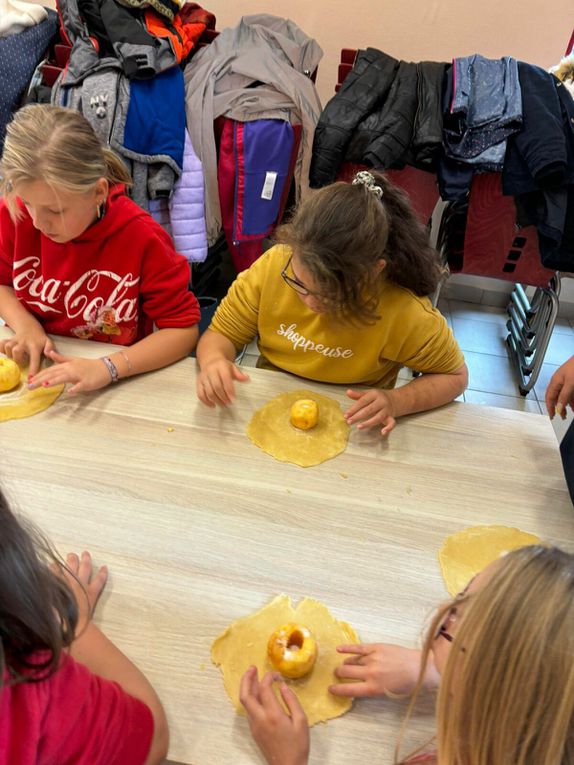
[184,14,323,245]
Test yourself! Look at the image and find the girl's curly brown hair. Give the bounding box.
[275,171,444,323]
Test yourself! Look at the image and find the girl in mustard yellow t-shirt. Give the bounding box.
[196,171,467,436]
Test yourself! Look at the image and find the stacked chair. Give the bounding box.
[436,173,560,395]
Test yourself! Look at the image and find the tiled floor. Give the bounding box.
[238,299,574,443]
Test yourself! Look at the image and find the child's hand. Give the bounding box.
[27,350,113,394]
[546,355,574,419]
[240,666,310,765]
[58,551,108,636]
[0,330,55,376]
[345,388,396,435]
[329,643,438,698]
[197,359,250,407]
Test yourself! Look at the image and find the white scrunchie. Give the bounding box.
[352,171,383,199]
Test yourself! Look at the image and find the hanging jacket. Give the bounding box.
[0,11,58,149]
[309,48,447,188]
[183,14,323,245]
[0,0,47,36]
[116,0,182,23]
[503,62,574,271]
[143,4,213,63]
[58,0,186,83]
[169,129,208,263]
[217,118,296,272]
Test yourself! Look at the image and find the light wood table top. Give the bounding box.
[1,331,572,764]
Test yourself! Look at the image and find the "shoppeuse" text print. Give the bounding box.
[277,323,354,359]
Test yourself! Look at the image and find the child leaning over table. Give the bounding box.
[0,104,200,395]
[241,544,574,765]
[196,171,467,436]
[0,484,168,764]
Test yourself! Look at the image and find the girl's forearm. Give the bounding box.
[0,285,44,333]
[386,364,468,418]
[196,328,240,369]
[107,326,199,379]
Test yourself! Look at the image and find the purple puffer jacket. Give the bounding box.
[150,129,208,263]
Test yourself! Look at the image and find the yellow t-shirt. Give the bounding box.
[210,245,464,388]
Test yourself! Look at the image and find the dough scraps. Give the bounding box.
[0,364,64,422]
[439,525,541,596]
[212,594,359,726]
[247,389,349,468]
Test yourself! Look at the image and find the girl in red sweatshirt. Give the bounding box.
[0,484,168,764]
[0,104,200,394]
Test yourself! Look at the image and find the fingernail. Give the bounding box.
[27,374,33,381]
[42,381,51,387]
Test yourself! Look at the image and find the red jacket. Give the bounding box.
[0,186,200,345]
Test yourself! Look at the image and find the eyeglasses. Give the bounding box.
[434,575,476,645]
[435,607,458,643]
[280,255,312,296]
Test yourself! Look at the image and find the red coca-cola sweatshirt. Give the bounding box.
[0,186,200,345]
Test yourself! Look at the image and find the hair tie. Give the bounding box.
[352,171,383,199]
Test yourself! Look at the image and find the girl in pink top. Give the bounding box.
[241,545,574,764]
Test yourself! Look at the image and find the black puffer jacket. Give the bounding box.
[310,48,447,188]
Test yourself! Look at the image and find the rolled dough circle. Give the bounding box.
[247,389,349,467]
[439,524,541,596]
[212,594,359,726]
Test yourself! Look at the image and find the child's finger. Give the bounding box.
[239,666,262,717]
[89,564,109,601]
[280,683,307,724]
[334,663,367,680]
[258,671,284,713]
[67,381,87,396]
[65,552,80,574]
[545,379,562,417]
[380,417,396,436]
[212,371,235,406]
[357,412,388,429]
[201,376,229,407]
[28,346,41,377]
[345,388,363,401]
[217,370,237,403]
[349,400,386,424]
[328,681,370,698]
[337,643,371,655]
[196,377,215,407]
[78,550,92,584]
[231,365,250,383]
[345,400,372,420]
[11,345,29,368]
[45,349,70,364]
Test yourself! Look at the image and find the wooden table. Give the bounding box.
[1,332,572,764]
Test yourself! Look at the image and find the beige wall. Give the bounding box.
[33,0,572,105]
[204,0,572,105]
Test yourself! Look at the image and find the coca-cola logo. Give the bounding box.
[13,256,139,323]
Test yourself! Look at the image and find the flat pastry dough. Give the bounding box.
[0,364,64,422]
[212,594,359,726]
[439,525,541,596]
[247,389,349,468]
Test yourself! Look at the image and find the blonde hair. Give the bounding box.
[0,104,131,217]
[397,545,574,765]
